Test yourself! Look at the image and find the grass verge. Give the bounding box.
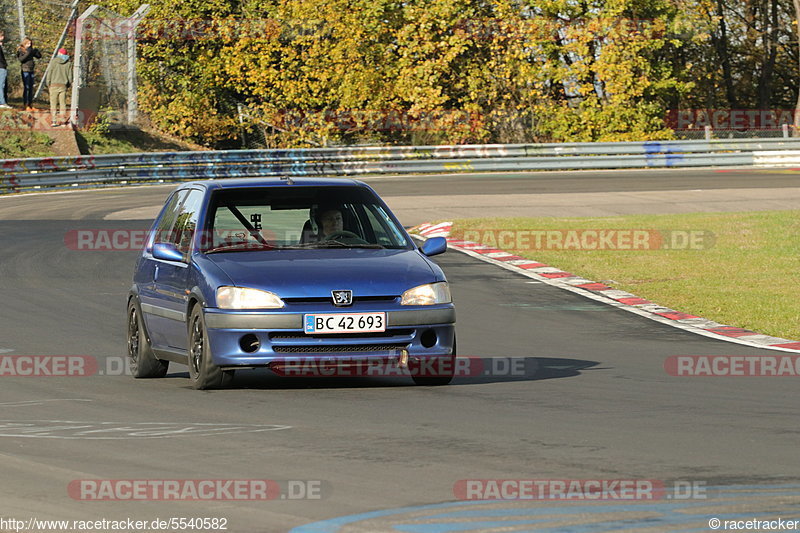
[449,211,800,341]
[75,128,203,155]
[0,131,55,158]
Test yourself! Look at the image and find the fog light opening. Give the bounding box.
[421,329,437,348]
[399,349,409,368]
[239,334,260,353]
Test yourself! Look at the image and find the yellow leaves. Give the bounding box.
[127,0,689,146]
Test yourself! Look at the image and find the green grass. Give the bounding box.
[76,129,196,155]
[448,211,800,341]
[0,132,55,158]
[0,130,188,159]
[75,132,142,155]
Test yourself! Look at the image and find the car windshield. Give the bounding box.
[202,186,411,252]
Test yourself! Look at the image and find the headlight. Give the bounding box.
[400,282,451,306]
[216,287,285,309]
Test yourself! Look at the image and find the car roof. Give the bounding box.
[178,177,369,191]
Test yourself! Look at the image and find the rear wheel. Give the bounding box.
[127,300,168,378]
[187,305,234,390]
[412,337,456,386]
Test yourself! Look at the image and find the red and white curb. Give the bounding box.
[413,222,800,354]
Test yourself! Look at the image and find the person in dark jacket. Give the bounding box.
[17,38,41,111]
[48,48,72,127]
[0,31,9,109]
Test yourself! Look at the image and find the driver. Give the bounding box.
[317,207,344,239]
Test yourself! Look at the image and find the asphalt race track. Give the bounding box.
[0,168,798,532]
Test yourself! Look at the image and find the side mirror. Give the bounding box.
[152,242,185,262]
[420,236,447,257]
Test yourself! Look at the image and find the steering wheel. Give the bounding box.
[324,230,369,244]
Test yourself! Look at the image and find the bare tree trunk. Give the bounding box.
[756,0,778,109]
[794,0,800,135]
[714,0,737,108]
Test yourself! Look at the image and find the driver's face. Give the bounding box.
[320,210,343,236]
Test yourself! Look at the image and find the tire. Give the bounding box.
[187,305,234,390]
[412,337,456,386]
[127,300,169,378]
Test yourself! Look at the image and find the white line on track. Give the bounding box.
[451,243,800,353]
[0,399,93,407]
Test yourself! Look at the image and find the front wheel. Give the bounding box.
[187,305,234,390]
[127,300,168,378]
[412,338,456,386]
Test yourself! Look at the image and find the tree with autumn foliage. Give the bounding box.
[76,0,800,146]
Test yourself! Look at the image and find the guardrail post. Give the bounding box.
[127,4,150,124]
[70,5,99,127]
[237,103,248,148]
[783,124,790,138]
[704,125,712,141]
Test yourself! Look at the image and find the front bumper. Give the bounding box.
[203,306,455,368]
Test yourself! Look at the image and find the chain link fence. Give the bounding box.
[673,127,792,140]
[0,0,74,106]
[669,110,797,140]
[69,4,148,129]
[0,0,21,100]
[232,102,800,148]
[75,6,129,127]
[230,98,489,150]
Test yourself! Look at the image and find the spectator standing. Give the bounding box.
[0,31,9,109]
[48,48,72,127]
[17,38,41,111]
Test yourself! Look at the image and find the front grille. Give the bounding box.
[273,344,408,354]
[270,329,414,340]
[282,296,397,304]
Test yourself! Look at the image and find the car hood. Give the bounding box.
[204,249,440,298]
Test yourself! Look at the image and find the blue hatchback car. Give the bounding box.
[127,178,456,389]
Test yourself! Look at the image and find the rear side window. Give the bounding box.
[151,189,205,254]
[150,190,186,249]
[173,189,205,254]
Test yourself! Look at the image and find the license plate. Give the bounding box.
[304,312,386,334]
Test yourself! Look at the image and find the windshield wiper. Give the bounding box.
[270,240,384,249]
[204,242,275,254]
[311,240,384,248]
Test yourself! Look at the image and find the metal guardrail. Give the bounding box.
[2,138,800,193]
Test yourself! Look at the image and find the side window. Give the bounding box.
[173,189,205,254]
[361,207,389,244]
[362,204,407,247]
[152,190,187,248]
